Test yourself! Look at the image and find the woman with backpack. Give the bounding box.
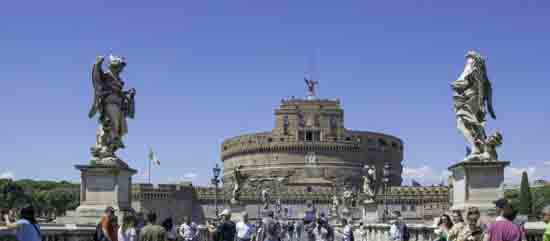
[5,205,42,241]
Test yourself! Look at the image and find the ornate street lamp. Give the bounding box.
[382,163,392,222]
[211,163,221,218]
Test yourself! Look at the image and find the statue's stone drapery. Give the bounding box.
[89,55,136,165]
[362,165,377,202]
[452,51,502,162]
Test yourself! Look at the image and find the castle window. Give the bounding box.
[345,137,351,141]
[267,138,273,143]
[392,141,398,148]
[410,205,416,211]
[306,131,313,141]
[379,139,387,146]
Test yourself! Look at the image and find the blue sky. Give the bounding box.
[0,0,548,186]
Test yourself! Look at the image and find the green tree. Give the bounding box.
[518,171,533,215]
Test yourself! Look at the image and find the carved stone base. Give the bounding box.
[58,162,136,225]
[229,203,246,222]
[362,201,378,224]
[448,160,509,218]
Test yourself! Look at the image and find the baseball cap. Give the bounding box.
[493,198,510,208]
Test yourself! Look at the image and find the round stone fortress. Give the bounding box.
[221,96,404,192]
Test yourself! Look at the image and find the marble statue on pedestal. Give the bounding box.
[261,188,271,209]
[362,165,377,202]
[231,165,246,204]
[330,195,340,214]
[89,55,136,166]
[451,51,502,162]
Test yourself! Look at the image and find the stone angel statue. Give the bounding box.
[89,55,136,162]
[362,165,377,200]
[231,165,247,204]
[261,188,271,209]
[451,51,502,162]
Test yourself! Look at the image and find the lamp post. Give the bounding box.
[211,163,221,218]
[382,163,392,222]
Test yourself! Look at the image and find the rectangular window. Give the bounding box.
[306,131,313,141]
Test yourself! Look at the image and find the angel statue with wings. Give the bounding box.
[362,165,377,201]
[89,55,136,163]
[304,77,319,98]
[231,165,247,204]
[451,51,502,162]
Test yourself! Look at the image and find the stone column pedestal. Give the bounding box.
[362,200,378,224]
[448,161,509,217]
[70,162,137,224]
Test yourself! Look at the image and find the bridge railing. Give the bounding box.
[0,222,545,241]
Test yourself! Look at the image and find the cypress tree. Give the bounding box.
[519,171,533,215]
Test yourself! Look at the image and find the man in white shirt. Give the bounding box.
[179,216,198,241]
[389,211,407,241]
[339,218,353,241]
[236,212,255,241]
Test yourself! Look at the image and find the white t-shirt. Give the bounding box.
[118,227,137,241]
[180,222,197,240]
[342,224,353,241]
[236,221,254,239]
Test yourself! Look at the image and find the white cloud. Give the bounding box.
[402,166,450,185]
[183,172,197,180]
[403,165,433,178]
[0,171,15,179]
[505,165,548,184]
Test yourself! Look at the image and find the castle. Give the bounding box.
[129,90,450,224]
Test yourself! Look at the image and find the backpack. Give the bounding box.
[94,223,108,241]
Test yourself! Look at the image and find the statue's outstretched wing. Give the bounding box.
[88,61,104,118]
[484,79,496,119]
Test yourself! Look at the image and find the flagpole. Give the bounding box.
[148,154,152,184]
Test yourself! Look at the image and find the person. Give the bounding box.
[257,210,281,241]
[118,215,137,241]
[236,212,255,241]
[482,198,523,241]
[98,206,118,241]
[4,205,42,241]
[434,214,454,241]
[1,208,10,225]
[448,210,465,241]
[139,212,166,241]
[180,216,198,241]
[457,207,483,241]
[206,220,217,241]
[295,220,303,241]
[389,211,408,241]
[357,222,367,241]
[338,218,353,241]
[161,217,177,241]
[135,212,146,235]
[216,209,237,241]
[542,205,550,241]
[287,221,295,241]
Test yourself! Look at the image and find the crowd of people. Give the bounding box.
[2,199,550,241]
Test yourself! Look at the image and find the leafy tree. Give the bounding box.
[518,171,533,215]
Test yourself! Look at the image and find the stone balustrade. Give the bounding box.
[352,223,545,241]
[0,224,96,241]
[0,222,544,241]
